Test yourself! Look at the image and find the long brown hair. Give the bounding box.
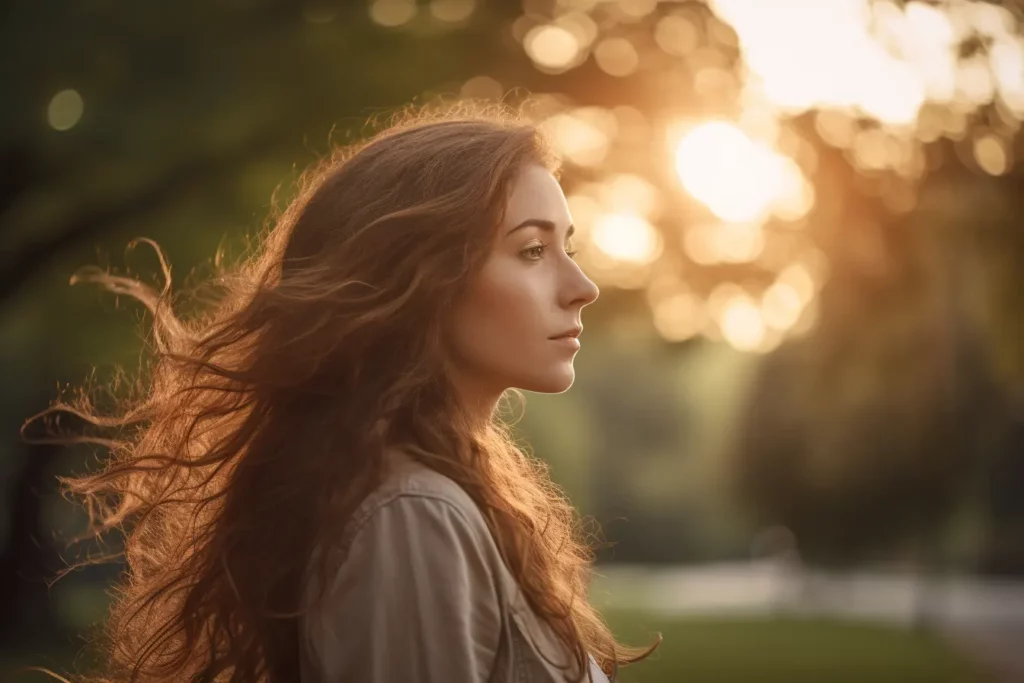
[21,101,661,682]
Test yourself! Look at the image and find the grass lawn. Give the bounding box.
[1,611,989,682]
[601,608,988,683]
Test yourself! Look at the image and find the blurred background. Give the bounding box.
[2,0,1023,681]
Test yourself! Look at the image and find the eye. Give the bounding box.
[520,240,578,261]
[521,244,546,260]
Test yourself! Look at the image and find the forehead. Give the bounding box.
[503,164,571,228]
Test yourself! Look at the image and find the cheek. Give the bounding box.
[451,264,547,366]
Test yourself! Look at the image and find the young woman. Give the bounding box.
[23,103,661,682]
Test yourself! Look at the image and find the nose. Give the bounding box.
[563,261,600,309]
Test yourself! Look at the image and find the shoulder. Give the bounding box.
[379,446,481,510]
[300,451,511,683]
[337,447,494,560]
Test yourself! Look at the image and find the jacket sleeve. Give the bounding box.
[306,493,502,683]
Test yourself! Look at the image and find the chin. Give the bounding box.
[517,366,576,394]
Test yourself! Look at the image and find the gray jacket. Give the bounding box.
[299,448,611,683]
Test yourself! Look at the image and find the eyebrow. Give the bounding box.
[505,218,575,238]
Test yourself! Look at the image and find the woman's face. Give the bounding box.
[448,163,600,398]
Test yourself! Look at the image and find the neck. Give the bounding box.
[447,366,503,435]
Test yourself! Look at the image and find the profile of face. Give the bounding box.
[448,163,600,399]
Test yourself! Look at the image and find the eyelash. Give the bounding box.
[522,242,578,261]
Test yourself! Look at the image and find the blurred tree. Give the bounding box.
[728,149,1015,564]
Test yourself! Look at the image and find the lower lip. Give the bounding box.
[550,336,581,350]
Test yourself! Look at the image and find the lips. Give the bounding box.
[549,326,583,340]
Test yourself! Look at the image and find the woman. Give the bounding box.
[22,103,661,682]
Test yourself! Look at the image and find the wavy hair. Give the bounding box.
[21,102,661,682]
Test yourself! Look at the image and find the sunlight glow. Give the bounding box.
[718,293,767,352]
[990,37,1024,114]
[777,262,817,305]
[541,111,611,166]
[459,75,503,101]
[974,134,1010,175]
[652,291,703,342]
[761,281,804,331]
[594,37,640,77]
[511,0,1023,347]
[709,0,926,124]
[524,25,581,70]
[654,14,700,56]
[429,0,475,23]
[47,89,84,131]
[684,222,765,265]
[555,12,599,50]
[592,212,662,264]
[566,194,601,234]
[675,121,810,223]
[708,0,1024,126]
[619,0,657,19]
[708,282,778,352]
[683,226,718,265]
[603,173,661,219]
[790,296,821,337]
[369,0,417,26]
